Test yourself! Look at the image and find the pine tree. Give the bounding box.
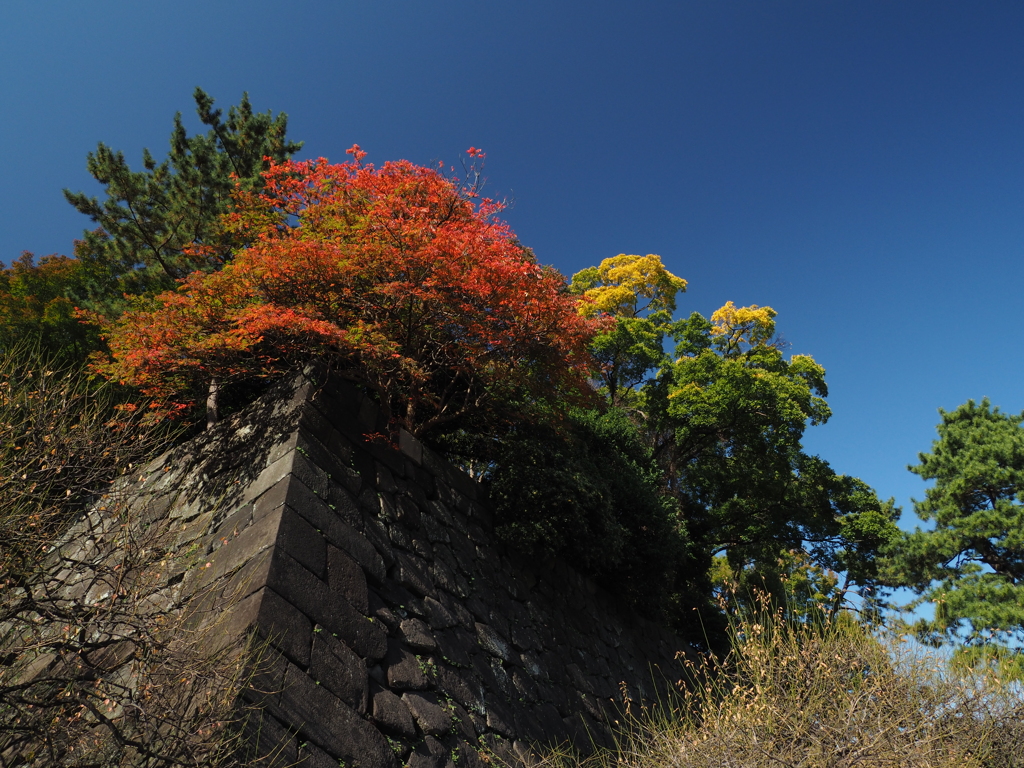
[63,87,302,314]
[892,398,1024,650]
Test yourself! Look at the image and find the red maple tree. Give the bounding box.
[95,148,602,436]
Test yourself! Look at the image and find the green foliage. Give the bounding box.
[570,254,685,407]
[486,406,707,621]
[886,398,1024,651]
[710,550,846,625]
[644,309,899,601]
[0,252,99,361]
[63,88,301,314]
[564,257,901,633]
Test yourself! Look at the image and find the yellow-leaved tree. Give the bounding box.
[569,254,687,406]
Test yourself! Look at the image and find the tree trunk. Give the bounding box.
[206,377,219,430]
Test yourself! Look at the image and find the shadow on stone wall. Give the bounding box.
[1,371,694,768]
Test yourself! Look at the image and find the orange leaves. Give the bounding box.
[97,151,601,434]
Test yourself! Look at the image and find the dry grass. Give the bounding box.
[532,595,1024,768]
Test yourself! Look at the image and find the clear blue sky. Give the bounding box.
[3,1,1024,535]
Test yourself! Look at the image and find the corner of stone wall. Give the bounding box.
[7,371,693,768]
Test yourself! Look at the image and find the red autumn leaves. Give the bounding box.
[95,150,601,436]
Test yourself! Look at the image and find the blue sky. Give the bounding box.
[3,0,1024,538]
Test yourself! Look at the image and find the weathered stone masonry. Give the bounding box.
[28,373,693,767]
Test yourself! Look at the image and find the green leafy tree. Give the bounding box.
[648,308,900,596]
[889,398,1024,651]
[570,254,687,408]
[570,259,900,617]
[0,252,98,360]
[63,88,302,314]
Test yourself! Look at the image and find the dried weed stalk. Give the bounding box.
[0,347,269,766]
[530,592,1024,768]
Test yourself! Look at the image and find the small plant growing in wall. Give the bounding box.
[416,654,437,679]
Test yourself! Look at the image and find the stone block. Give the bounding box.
[265,430,302,468]
[276,506,326,579]
[284,478,385,582]
[248,473,291,522]
[407,749,445,768]
[310,630,369,714]
[256,587,314,667]
[451,741,487,768]
[265,548,386,661]
[393,551,435,598]
[276,662,397,768]
[296,404,340,454]
[513,707,547,747]
[376,579,418,613]
[244,646,290,712]
[479,734,516,768]
[434,628,473,669]
[327,545,369,614]
[241,451,296,507]
[238,709,298,768]
[487,608,511,642]
[577,692,607,725]
[439,591,475,631]
[388,521,412,552]
[448,701,478,740]
[412,534,433,560]
[289,450,333,501]
[488,657,514,699]
[512,740,542,767]
[188,506,286,596]
[363,517,396,568]
[563,711,613,754]
[366,437,406,475]
[138,491,175,527]
[384,640,430,690]
[533,702,569,745]
[368,589,400,631]
[408,465,435,504]
[429,558,459,596]
[407,735,448,768]
[468,654,503,700]
[325,482,362,530]
[434,663,483,713]
[294,430,355,495]
[376,462,398,493]
[423,596,457,630]
[510,623,543,653]
[371,683,417,738]
[421,510,451,544]
[427,499,455,530]
[397,495,422,529]
[378,491,398,524]
[399,618,437,653]
[466,593,489,626]
[566,662,595,695]
[296,741,339,768]
[219,547,273,605]
[208,505,255,557]
[402,691,452,736]
[511,668,540,704]
[475,623,512,662]
[357,395,380,434]
[399,428,423,465]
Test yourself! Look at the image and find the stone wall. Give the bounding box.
[6,372,692,768]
